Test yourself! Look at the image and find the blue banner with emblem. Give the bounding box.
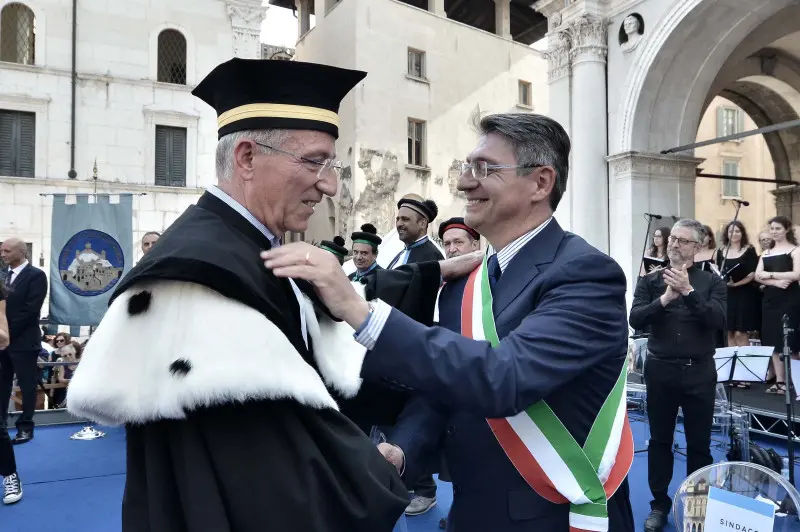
[49,194,133,327]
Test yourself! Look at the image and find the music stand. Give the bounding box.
[714,346,773,454]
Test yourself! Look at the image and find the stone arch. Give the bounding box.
[719,80,800,182]
[616,0,799,153]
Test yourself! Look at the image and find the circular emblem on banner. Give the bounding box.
[58,229,125,296]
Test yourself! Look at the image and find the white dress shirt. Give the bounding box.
[206,186,308,347]
[6,260,29,285]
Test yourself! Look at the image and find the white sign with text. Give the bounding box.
[704,486,775,532]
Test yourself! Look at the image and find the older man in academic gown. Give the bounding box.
[66,59,408,532]
[263,113,635,531]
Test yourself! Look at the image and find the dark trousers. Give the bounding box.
[0,349,39,432]
[645,356,716,513]
[0,419,16,476]
[412,473,437,499]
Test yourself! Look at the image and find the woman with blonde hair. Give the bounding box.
[0,280,22,504]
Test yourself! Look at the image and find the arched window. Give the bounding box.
[156,29,186,85]
[0,3,35,65]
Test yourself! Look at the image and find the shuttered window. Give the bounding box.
[154,125,186,187]
[0,109,35,177]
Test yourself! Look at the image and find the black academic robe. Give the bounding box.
[387,237,444,269]
[66,192,408,532]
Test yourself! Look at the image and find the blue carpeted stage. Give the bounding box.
[2,420,795,531]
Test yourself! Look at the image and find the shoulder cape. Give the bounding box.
[67,193,368,426]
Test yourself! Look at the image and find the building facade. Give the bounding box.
[694,96,776,241]
[271,0,550,244]
[531,0,800,304]
[0,0,266,275]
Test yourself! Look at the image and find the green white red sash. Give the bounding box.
[460,256,634,532]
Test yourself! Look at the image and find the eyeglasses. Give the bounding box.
[459,161,543,180]
[254,142,344,179]
[667,235,698,246]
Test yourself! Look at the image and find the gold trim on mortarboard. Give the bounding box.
[217,103,339,129]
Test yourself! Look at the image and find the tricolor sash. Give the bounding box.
[460,256,634,532]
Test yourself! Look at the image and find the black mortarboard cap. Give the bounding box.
[350,223,382,248]
[320,236,348,258]
[397,193,438,223]
[438,217,480,240]
[192,58,367,139]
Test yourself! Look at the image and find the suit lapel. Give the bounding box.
[8,265,31,291]
[492,220,565,319]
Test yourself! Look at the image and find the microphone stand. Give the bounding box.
[783,313,796,486]
[638,214,661,278]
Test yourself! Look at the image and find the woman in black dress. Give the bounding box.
[756,216,800,395]
[695,225,720,275]
[716,220,760,348]
[639,226,671,276]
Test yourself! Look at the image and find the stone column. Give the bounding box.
[226,0,267,59]
[295,0,311,36]
[543,27,572,229]
[429,0,445,16]
[607,151,703,306]
[567,15,608,252]
[494,0,511,39]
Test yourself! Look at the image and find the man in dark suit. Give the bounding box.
[0,238,48,444]
[263,113,635,531]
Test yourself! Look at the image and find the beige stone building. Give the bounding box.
[694,96,776,242]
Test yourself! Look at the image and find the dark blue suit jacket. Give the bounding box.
[3,265,47,352]
[361,220,634,531]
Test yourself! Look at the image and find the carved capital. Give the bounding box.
[226,0,267,30]
[544,30,571,82]
[568,15,607,62]
[607,151,704,181]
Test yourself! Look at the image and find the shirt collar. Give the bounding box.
[206,185,281,249]
[489,217,553,273]
[405,235,429,250]
[10,261,28,275]
[358,262,378,275]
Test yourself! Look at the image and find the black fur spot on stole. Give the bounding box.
[169,359,192,377]
[127,291,152,315]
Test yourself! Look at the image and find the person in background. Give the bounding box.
[0,279,22,505]
[140,232,160,256]
[716,221,759,349]
[349,224,382,282]
[319,236,348,265]
[694,225,719,274]
[387,194,444,270]
[640,226,671,276]
[629,218,726,532]
[0,237,48,445]
[756,216,800,396]
[438,217,480,259]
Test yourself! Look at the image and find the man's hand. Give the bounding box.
[663,264,693,296]
[377,442,404,474]
[261,243,370,327]
[439,251,483,281]
[660,284,679,307]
